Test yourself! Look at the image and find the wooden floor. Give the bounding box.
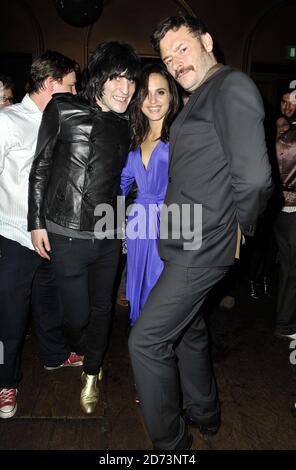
[0,281,295,450]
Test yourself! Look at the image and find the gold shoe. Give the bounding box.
[80,368,103,414]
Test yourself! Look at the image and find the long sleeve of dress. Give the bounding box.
[120,151,135,196]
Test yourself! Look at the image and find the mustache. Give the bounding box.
[175,66,194,79]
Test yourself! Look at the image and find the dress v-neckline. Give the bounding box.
[139,141,161,172]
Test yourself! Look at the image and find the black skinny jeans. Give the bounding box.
[48,234,121,375]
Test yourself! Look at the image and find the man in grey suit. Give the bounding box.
[128,16,273,450]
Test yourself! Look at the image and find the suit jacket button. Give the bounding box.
[83,194,89,201]
[168,177,172,183]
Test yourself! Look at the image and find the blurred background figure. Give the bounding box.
[121,63,180,326]
[28,42,141,416]
[280,90,296,123]
[0,74,14,108]
[274,124,296,340]
[0,51,79,420]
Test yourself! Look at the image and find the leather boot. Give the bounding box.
[80,368,103,414]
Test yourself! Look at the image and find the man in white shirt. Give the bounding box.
[0,50,80,419]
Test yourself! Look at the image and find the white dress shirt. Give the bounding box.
[0,94,42,250]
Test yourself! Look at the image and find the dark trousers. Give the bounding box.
[274,211,296,334]
[246,217,277,282]
[0,235,69,388]
[48,234,121,375]
[128,261,227,450]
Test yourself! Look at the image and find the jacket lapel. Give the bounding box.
[169,86,204,172]
[169,65,229,172]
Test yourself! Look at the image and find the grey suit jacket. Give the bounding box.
[159,65,273,267]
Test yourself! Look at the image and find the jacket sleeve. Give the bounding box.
[214,71,274,237]
[27,99,60,231]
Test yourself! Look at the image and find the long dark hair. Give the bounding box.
[129,63,180,150]
[81,42,141,106]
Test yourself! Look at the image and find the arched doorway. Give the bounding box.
[84,0,196,66]
[243,0,296,116]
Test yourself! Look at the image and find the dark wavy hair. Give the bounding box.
[81,42,141,106]
[129,63,181,150]
[151,16,208,54]
[26,50,79,94]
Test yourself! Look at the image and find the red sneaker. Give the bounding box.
[0,388,17,419]
[116,293,129,308]
[44,353,83,370]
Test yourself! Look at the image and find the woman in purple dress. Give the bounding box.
[121,63,180,324]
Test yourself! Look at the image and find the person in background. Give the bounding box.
[276,115,290,138]
[0,51,79,420]
[246,110,292,301]
[274,125,296,341]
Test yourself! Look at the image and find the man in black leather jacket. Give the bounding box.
[28,42,141,414]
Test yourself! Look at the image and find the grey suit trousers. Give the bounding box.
[128,261,227,450]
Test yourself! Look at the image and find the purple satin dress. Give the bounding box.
[120,140,169,324]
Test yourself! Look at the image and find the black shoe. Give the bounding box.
[183,414,220,436]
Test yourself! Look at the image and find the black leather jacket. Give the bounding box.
[28,93,130,231]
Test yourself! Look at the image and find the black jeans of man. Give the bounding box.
[48,234,121,375]
[128,261,228,450]
[274,211,296,334]
[0,235,69,389]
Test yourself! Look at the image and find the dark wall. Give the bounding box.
[0,0,295,113]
